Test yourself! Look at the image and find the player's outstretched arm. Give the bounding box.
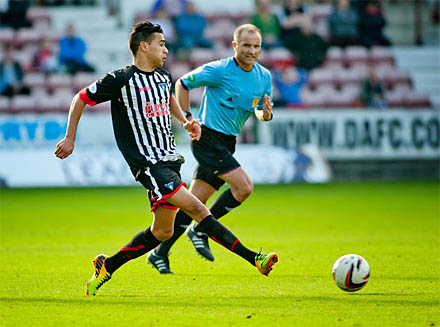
[255,94,273,122]
[169,94,201,141]
[54,93,86,159]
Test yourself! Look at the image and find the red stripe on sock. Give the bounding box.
[230,239,239,252]
[120,244,145,252]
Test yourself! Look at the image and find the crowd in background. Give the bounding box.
[0,0,435,110]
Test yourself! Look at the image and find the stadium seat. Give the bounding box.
[10,95,36,113]
[23,73,46,89]
[14,49,35,72]
[189,48,218,68]
[266,48,295,70]
[369,46,395,66]
[300,86,326,107]
[27,7,51,25]
[336,65,367,87]
[404,91,432,108]
[383,70,412,89]
[344,46,369,65]
[52,88,75,112]
[0,96,11,113]
[308,67,334,88]
[325,47,344,66]
[168,61,192,80]
[15,28,43,47]
[204,20,235,46]
[35,93,61,113]
[0,28,14,46]
[309,4,332,21]
[47,74,73,91]
[374,62,395,80]
[72,72,98,92]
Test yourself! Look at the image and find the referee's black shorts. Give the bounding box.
[131,159,186,212]
[191,125,240,190]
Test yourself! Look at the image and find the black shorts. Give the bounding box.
[131,159,186,212]
[191,125,240,190]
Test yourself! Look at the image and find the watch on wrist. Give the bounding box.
[184,111,192,118]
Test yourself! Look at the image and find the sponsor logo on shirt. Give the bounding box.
[139,86,152,92]
[145,100,169,118]
[252,98,260,108]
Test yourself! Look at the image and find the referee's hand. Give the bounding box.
[183,119,201,141]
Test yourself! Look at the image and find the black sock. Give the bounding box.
[197,215,256,266]
[105,227,161,274]
[155,210,193,257]
[194,189,241,232]
[209,188,242,219]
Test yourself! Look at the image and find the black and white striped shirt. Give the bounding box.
[79,65,178,170]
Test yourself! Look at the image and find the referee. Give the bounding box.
[54,22,278,296]
[148,24,274,273]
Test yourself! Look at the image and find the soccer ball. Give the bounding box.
[332,254,370,292]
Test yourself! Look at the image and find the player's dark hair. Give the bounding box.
[128,21,163,56]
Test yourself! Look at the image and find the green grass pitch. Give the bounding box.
[1,182,439,327]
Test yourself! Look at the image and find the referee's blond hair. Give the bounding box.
[233,24,262,43]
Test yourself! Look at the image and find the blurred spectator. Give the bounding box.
[273,66,308,106]
[329,0,360,47]
[0,0,32,29]
[278,0,308,34]
[32,38,59,73]
[152,0,187,19]
[283,16,328,71]
[251,0,282,49]
[359,0,391,48]
[360,65,387,108]
[0,46,30,97]
[175,1,213,57]
[151,7,177,51]
[59,23,95,74]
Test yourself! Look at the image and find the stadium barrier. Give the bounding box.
[1,109,438,187]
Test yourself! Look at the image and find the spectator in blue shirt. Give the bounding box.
[59,23,95,74]
[273,66,308,106]
[175,1,213,56]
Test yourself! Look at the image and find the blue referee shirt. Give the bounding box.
[180,57,273,136]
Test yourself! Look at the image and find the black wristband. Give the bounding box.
[184,111,192,118]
